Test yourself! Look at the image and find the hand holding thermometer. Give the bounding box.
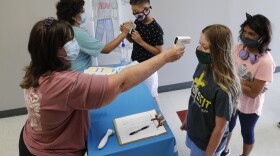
[98,129,115,150]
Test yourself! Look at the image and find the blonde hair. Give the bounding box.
[202,24,241,110]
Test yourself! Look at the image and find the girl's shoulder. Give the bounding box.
[260,51,274,64]
[264,51,274,60]
[234,44,244,53]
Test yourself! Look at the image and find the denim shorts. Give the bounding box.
[186,134,223,156]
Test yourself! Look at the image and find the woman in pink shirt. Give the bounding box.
[221,13,275,156]
[18,17,185,156]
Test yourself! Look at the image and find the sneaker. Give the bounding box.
[221,149,230,156]
[278,122,280,128]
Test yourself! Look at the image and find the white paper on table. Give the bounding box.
[83,61,139,75]
[113,109,167,145]
[84,67,118,75]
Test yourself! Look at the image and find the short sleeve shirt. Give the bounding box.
[234,44,275,115]
[72,27,105,72]
[186,64,234,152]
[131,19,164,62]
[23,71,108,155]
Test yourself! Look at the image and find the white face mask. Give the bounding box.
[63,38,80,61]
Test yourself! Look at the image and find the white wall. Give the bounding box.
[1,0,279,111]
[0,0,58,111]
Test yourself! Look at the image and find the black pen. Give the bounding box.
[129,125,149,135]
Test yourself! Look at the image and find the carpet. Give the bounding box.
[176,110,188,123]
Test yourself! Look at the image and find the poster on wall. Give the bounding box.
[82,0,134,66]
[92,0,119,44]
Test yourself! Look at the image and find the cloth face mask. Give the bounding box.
[134,8,150,21]
[196,49,211,64]
[241,35,262,48]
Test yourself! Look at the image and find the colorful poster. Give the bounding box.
[83,0,134,66]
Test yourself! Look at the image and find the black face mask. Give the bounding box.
[196,49,211,64]
[241,35,263,48]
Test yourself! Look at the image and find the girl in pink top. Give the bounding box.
[18,17,185,156]
[221,13,275,156]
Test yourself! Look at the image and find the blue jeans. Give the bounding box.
[186,134,223,156]
[95,18,114,43]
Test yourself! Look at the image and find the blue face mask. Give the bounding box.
[80,12,87,25]
[63,38,80,61]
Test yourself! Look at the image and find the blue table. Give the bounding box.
[87,83,178,156]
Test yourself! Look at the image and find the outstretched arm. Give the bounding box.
[101,22,133,54]
[101,45,185,106]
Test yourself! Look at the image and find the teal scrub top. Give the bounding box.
[71,27,105,72]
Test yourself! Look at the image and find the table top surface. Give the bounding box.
[87,83,176,155]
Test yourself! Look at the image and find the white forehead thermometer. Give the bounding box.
[174,36,191,45]
[98,129,115,150]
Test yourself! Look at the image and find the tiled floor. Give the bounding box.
[1,73,279,156]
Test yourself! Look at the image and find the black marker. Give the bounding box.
[129,125,149,135]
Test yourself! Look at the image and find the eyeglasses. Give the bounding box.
[132,6,152,15]
[44,17,56,32]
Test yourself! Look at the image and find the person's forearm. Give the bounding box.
[102,33,127,54]
[205,128,225,156]
[118,53,167,92]
[101,54,166,107]
[103,46,183,106]
[126,34,133,43]
[138,41,161,55]
[241,83,254,98]
[241,79,258,98]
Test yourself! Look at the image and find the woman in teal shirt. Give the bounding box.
[56,0,132,72]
